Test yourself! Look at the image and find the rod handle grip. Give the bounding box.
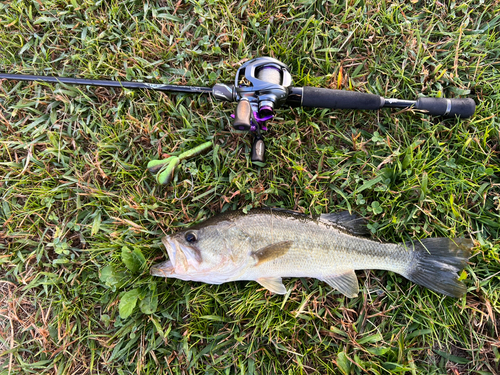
[301,86,384,110]
[414,97,475,118]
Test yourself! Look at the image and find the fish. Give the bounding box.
[150,208,472,298]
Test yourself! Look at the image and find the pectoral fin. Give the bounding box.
[321,270,359,298]
[251,241,293,266]
[256,277,287,294]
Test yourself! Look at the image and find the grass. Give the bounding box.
[0,0,499,374]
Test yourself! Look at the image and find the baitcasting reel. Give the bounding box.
[232,57,292,165]
[210,57,294,164]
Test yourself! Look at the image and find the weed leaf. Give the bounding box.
[139,294,158,315]
[121,246,146,273]
[119,289,140,319]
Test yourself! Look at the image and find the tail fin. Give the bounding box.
[404,238,472,298]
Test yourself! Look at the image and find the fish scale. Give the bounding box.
[238,212,408,279]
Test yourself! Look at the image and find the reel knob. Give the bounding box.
[251,135,266,165]
[233,99,253,131]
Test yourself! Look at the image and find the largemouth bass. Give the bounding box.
[151,209,472,298]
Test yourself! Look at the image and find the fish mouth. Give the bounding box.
[151,236,203,278]
[150,260,174,277]
[150,236,177,277]
[161,236,181,268]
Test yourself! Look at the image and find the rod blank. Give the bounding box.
[0,73,213,94]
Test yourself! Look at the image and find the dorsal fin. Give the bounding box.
[251,241,293,266]
[319,211,370,236]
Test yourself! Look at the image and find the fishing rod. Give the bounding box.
[0,57,476,165]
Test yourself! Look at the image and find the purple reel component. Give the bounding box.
[230,111,272,131]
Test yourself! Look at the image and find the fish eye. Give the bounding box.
[185,231,197,243]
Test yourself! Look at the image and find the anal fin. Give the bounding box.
[321,270,359,298]
[256,277,287,294]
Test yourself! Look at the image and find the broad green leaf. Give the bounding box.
[358,333,383,344]
[336,352,351,375]
[91,212,101,236]
[121,247,146,273]
[119,289,140,319]
[100,266,128,289]
[366,347,391,356]
[34,16,58,24]
[139,294,158,315]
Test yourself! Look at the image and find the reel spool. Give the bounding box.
[255,65,283,117]
[233,57,292,130]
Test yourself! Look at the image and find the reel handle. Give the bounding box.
[233,99,253,131]
[251,135,266,165]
